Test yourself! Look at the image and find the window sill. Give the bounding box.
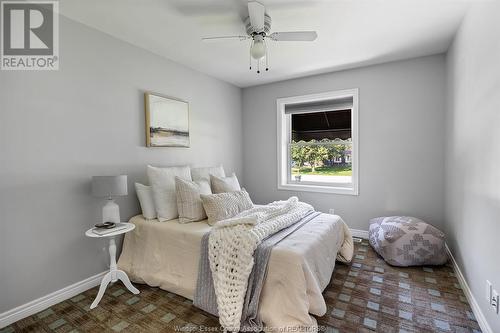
[278,183,358,195]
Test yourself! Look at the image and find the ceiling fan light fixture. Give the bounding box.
[250,40,266,59]
[202,1,317,73]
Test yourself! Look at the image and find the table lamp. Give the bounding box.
[91,175,128,223]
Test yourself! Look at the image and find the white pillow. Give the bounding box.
[200,189,253,226]
[191,165,225,182]
[210,173,241,193]
[175,177,212,223]
[134,183,156,220]
[147,165,191,222]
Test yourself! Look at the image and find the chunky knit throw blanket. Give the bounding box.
[204,197,313,332]
[194,204,318,331]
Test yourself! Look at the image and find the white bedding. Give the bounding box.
[118,213,348,330]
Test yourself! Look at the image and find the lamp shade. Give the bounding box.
[91,175,128,197]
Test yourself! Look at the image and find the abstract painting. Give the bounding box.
[145,92,189,147]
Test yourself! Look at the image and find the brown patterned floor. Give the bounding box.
[2,238,481,333]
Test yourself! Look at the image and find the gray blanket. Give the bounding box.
[193,211,320,332]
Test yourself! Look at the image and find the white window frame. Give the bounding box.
[277,88,359,195]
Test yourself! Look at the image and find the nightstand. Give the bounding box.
[85,223,139,309]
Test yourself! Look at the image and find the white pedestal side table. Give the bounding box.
[85,223,139,309]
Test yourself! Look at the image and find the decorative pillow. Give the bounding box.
[210,173,241,193]
[200,189,253,226]
[134,183,156,220]
[147,165,191,222]
[191,165,225,182]
[369,216,447,267]
[175,177,212,223]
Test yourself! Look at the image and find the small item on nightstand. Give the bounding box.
[91,222,129,235]
[94,222,116,229]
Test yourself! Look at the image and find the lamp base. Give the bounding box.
[102,198,120,223]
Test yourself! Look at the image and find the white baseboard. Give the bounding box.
[0,271,106,329]
[446,244,492,333]
[350,228,369,239]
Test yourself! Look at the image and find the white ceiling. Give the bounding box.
[59,0,470,87]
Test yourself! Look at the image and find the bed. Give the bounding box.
[118,212,350,330]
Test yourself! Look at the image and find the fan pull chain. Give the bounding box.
[249,40,253,70]
[257,59,260,73]
[265,40,269,71]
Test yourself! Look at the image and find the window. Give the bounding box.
[277,89,359,195]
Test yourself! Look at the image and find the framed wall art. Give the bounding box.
[144,92,190,147]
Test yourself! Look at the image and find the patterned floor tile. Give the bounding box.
[161,313,176,323]
[125,296,140,305]
[111,321,129,332]
[70,295,86,303]
[332,308,346,318]
[367,301,379,311]
[432,302,446,312]
[111,289,125,297]
[434,319,451,331]
[428,288,442,297]
[3,239,481,333]
[348,271,359,277]
[363,317,377,329]
[344,281,356,289]
[48,318,66,330]
[399,282,411,290]
[141,304,157,314]
[425,277,438,284]
[399,295,412,304]
[36,308,54,319]
[0,328,15,333]
[338,293,351,302]
[399,310,413,321]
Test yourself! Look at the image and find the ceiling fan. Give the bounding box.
[202,1,318,73]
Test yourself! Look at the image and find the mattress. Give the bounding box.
[118,213,347,330]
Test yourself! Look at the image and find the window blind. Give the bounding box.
[284,96,353,115]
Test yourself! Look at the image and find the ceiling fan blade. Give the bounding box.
[268,31,318,41]
[248,1,265,32]
[202,35,249,42]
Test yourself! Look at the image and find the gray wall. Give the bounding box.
[445,2,500,331]
[0,17,242,313]
[242,55,446,231]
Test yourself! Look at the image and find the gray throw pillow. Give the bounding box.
[175,177,212,223]
[210,173,241,193]
[200,189,253,226]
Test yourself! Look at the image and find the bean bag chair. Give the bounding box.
[368,216,447,267]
